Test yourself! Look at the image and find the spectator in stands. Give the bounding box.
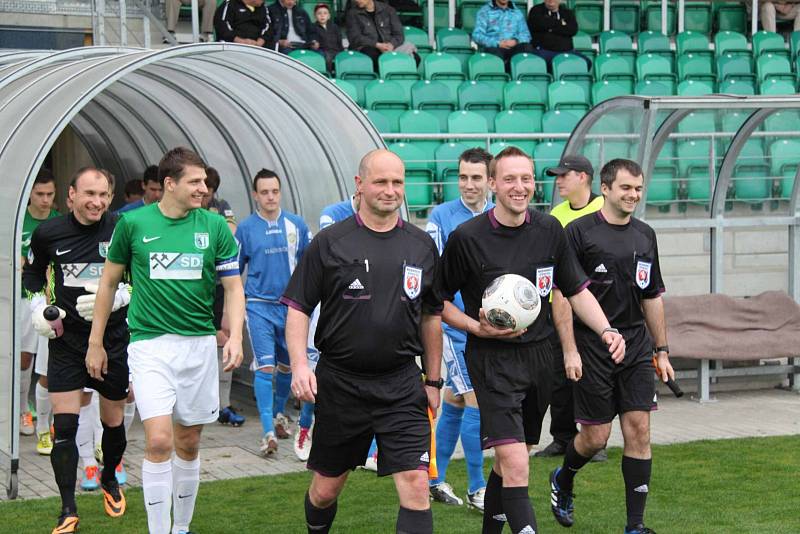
[346,0,418,70]
[116,165,162,213]
[472,0,533,64]
[759,1,800,32]
[268,0,320,54]
[313,4,344,73]
[214,0,275,47]
[165,0,217,43]
[123,179,144,204]
[527,0,590,70]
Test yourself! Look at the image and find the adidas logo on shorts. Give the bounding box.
[595,263,608,273]
[348,278,365,290]
[420,452,429,462]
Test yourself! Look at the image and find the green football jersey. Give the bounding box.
[107,203,239,342]
[22,208,60,259]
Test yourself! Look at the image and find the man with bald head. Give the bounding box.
[282,149,444,534]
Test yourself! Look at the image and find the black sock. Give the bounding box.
[51,413,80,514]
[100,421,127,485]
[557,439,593,493]
[305,491,337,534]
[502,486,537,534]
[396,506,432,534]
[622,456,651,529]
[482,468,505,534]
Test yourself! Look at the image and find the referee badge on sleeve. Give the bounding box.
[403,265,423,299]
[636,260,652,289]
[535,266,553,297]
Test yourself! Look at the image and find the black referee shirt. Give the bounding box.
[437,207,588,347]
[22,212,128,337]
[281,214,442,377]
[566,211,665,338]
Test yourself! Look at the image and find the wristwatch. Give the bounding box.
[655,345,670,355]
[424,378,444,389]
[601,327,620,336]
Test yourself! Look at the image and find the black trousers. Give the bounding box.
[548,340,578,444]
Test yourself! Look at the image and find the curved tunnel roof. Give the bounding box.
[0,44,384,461]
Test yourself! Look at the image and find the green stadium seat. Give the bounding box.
[756,54,793,83]
[489,141,522,155]
[468,53,509,94]
[424,52,467,97]
[677,53,715,84]
[769,138,800,198]
[404,26,433,57]
[379,52,421,100]
[435,141,470,201]
[398,109,441,161]
[636,54,677,89]
[719,78,755,95]
[599,30,634,54]
[448,110,489,140]
[365,80,410,131]
[720,110,747,133]
[732,139,770,202]
[573,0,603,35]
[457,81,502,131]
[594,54,635,92]
[593,79,632,103]
[542,109,583,136]
[510,53,552,100]
[759,78,796,95]
[715,1,747,33]
[677,31,710,55]
[677,139,714,203]
[411,80,457,130]
[648,140,678,205]
[610,1,640,34]
[436,27,473,73]
[714,31,749,57]
[494,110,538,155]
[459,3,482,34]
[573,31,597,62]
[752,31,788,59]
[763,109,800,132]
[422,0,450,34]
[683,1,712,33]
[503,81,545,129]
[791,31,800,60]
[333,78,360,105]
[552,53,593,97]
[635,79,673,96]
[717,54,755,84]
[533,141,566,203]
[677,79,714,96]
[678,109,716,132]
[643,0,676,34]
[638,31,674,61]
[388,142,434,207]
[335,51,378,105]
[289,49,328,76]
[363,109,392,132]
[547,80,589,112]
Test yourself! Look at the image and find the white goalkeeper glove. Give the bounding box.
[30,295,66,339]
[75,282,132,322]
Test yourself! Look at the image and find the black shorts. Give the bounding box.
[573,328,657,425]
[308,360,430,478]
[465,340,553,449]
[47,326,130,401]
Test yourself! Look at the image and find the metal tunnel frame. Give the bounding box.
[0,44,384,497]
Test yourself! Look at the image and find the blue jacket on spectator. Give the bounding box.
[268,0,318,45]
[472,0,532,49]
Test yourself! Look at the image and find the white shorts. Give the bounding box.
[34,335,50,376]
[19,297,38,354]
[128,334,219,426]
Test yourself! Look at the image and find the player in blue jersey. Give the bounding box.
[236,169,312,456]
[425,148,494,512]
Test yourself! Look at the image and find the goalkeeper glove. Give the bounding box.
[76,282,131,322]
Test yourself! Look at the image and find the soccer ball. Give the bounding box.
[481,274,541,332]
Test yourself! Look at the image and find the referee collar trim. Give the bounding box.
[354,212,404,228]
[488,207,530,229]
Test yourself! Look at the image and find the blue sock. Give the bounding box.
[254,370,274,435]
[431,402,463,486]
[368,437,378,457]
[274,370,292,417]
[462,406,486,494]
[299,402,315,429]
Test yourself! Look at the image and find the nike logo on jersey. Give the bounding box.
[348,278,365,290]
[211,407,218,414]
[55,248,72,256]
[595,263,607,273]
[54,439,69,445]
[142,236,161,243]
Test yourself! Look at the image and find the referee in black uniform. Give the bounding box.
[549,159,674,534]
[437,146,625,534]
[23,167,130,533]
[282,149,443,534]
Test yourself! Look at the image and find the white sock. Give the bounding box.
[91,393,103,449]
[35,383,51,434]
[171,455,201,534]
[124,401,136,435]
[77,404,97,468]
[20,364,32,414]
[143,458,173,534]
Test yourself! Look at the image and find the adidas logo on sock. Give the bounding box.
[595,263,608,273]
[492,514,507,522]
[634,484,649,493]
[420,452,429,462]
[348,278,364,290]
[519,527,536,534]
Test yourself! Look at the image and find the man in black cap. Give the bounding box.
[536,154,607,462]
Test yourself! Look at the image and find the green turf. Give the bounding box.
[3,435,799,533]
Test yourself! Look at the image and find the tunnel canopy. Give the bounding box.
[0,44,383,484]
